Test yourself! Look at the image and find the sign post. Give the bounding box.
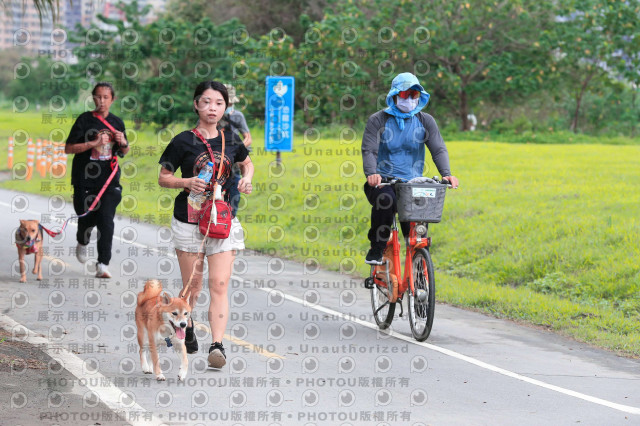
[265,76,294,164]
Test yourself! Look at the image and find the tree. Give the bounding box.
[413,1,556,130]
[0,48,24,96]
[162,0,213,24]
[69,1,250,129]
[297,0,556,131]
[1,0,61,22]
[165,0,327,43]
[553,0,640,132]
[7,55,78,105]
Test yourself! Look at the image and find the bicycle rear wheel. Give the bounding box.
[409,248,435,341]
[369,266,395,329]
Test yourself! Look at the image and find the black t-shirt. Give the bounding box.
[159,129,249,223]
[65,111,127,189]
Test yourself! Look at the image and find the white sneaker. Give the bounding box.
[96,263,111,279]
[76,243,88,264]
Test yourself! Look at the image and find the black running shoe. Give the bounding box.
[208,341,226,368]
[185,320,198,354]
[365,245,385,265]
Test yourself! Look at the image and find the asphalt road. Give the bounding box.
[0,188,639,426]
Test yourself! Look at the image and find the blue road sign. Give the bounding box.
[265,76,294,152]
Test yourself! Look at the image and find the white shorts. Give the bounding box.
[171,217,245,256]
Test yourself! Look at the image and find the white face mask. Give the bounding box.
[396,96,419,113]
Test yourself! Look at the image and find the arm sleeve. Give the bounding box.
[423,114,451,177]
[114,117,128,156]
[116,117,128,141]
[234,143,249,163]
[361,111,384,176]
[158,139,182,173]
[65,114,86,145]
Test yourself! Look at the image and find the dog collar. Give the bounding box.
[165,337,173,347]
[15,229,40,250]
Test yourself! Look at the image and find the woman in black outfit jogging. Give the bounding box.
[65,82,129,279]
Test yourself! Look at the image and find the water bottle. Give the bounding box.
[187,161,214,208]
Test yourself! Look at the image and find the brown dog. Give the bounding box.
[15,220,44,283]
[135,279,192,381]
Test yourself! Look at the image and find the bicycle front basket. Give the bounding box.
[395,183,447,223]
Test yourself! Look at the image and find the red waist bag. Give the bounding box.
[199,199,232,239]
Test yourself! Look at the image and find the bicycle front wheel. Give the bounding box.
[409,248,435,341]
[370,266,395,329]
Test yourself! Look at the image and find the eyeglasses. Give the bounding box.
[398,89,420,99]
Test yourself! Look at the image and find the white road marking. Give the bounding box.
[250,283,640,416]
[0,314,164,426]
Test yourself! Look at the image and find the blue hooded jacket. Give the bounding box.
[376,73,433,180]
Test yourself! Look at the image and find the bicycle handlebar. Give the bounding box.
[377,177,453,189]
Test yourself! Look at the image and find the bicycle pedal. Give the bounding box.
[364,277,374,289]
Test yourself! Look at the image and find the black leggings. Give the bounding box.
[363,182,409,249]
[73,185,122,265]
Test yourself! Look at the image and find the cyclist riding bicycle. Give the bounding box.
[362,72,459,265]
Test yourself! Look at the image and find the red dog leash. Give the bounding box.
[40,112,121,238]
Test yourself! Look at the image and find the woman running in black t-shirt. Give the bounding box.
[158,81,254,368]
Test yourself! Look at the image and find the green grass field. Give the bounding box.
[2,110,639,356]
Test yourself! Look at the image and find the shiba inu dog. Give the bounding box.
[135,279,192,381]
[15,219,44,283]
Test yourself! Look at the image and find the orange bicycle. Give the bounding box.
[364,177,451,341]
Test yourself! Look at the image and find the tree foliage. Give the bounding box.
[553,0,640,132]
[165,0,327,43]
[422,1,556,130]
[69,1,249,129]
[287,0,557,130]
[1,0,60,22]
[3,0,638,136]
[7,55,77,105]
